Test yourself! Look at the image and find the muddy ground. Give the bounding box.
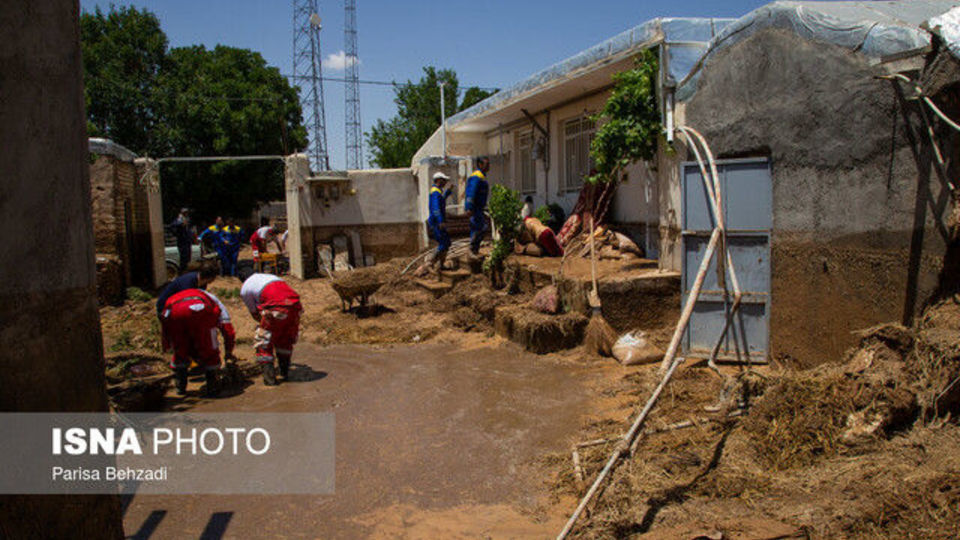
[100,255,960,539]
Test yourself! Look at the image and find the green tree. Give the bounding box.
[80,6,168,154]
[366,67,496,168]
[153,45,308,221]
[588,49,661,183]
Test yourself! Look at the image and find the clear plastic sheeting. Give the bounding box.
[677,0,960,101]
[926,6,960,59]
[88,138,138,162]
[447,17,732,129]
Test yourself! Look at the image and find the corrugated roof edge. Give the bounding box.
[447,17,732,129]
[89,138,137,162]
[676,0,959,102]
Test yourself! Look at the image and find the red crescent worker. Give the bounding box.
[240,273,302,385]
[249,224,282,264]
[160,288,236,397]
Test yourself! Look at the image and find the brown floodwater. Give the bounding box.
[123,342,596,539]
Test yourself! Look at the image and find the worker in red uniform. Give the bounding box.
[240,273,302,385]
[160,288,236,397]
[249,224,282,264]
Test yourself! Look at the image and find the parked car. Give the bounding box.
[163,244,206,280]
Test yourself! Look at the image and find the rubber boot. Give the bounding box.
[261,363,277,386]
[174,367,188,396]
[204,371,220,397]
[277,356,291,380]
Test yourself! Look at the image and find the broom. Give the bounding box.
[584,214,617,356]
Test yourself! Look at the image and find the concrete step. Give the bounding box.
[438,269,471,286]
[413,278,453,298]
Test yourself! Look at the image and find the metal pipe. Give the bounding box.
[558,227,721,540]
[439,81,447,159]
[156,155,285,164]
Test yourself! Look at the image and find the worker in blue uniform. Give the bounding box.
[219,218,243,277]
[199,217,226,273]
[464,156,491,255]
[417,172,453,276]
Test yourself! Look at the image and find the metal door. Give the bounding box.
[681,158,771,363]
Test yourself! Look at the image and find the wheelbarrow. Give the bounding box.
[330,275,384,312]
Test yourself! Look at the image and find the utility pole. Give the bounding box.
[292,0,330,171]
[344,0,362,169]
[439,80,447,159]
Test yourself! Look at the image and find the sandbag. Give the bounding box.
[612,331,664,365]
[531,285,560,314]
[614,232,643,256]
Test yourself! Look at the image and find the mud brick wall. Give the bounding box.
[90,154,135,285]
[684,28,960,367]
[91,154,158,290]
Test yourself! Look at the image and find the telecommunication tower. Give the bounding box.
[344,0,362,169]
[292,0,330,171]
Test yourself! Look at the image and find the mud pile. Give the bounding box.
[565,297,960,538]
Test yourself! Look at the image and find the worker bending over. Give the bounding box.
[241,273,303,385]
[250,224,283,265]
[464,156,491,256]
[156,265,219,318]
[160,288,235,397]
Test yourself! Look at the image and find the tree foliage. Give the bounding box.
[79,6,307,222]
[588,49,661,183]
[154,45,307,221]
[80,5,167,154]
[366,67,496,168]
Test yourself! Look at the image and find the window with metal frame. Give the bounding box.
[516,131,536,194]
[562,115,596,192]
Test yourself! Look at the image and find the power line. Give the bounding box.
[285,73,499,92]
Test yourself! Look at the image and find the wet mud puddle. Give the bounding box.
[124,342,595,539]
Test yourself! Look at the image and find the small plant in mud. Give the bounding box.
[126,287,153,302]
[110,330,134,352]
[533,205,552,223]
[212,287,241,300]
[484,183,523,286]
[147,317,162,352]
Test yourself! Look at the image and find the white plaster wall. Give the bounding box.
[308,169,419,226]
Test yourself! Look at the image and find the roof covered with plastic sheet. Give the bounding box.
[678,1,960,100]
[447,18,733,132]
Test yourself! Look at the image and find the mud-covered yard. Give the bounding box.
[100,255,960,538]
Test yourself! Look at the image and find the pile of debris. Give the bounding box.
[565,295,960,538]
[559,224,645,262]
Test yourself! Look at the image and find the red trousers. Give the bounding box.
[254,281,302,364]
[250,232,268,262]
[161,290,222,370]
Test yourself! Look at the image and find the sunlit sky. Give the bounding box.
[79,0,780,168]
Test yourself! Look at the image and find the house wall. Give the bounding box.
[287,164,423,277]
[681,28,958,367]
[463,91,661,255]
[0,1,123,536]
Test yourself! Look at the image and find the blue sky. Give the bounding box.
[79,0,774,169]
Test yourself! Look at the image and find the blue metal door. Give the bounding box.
[681,158,771,363]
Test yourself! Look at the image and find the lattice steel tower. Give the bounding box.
[344,0,362,169]
[293,0,330,171]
